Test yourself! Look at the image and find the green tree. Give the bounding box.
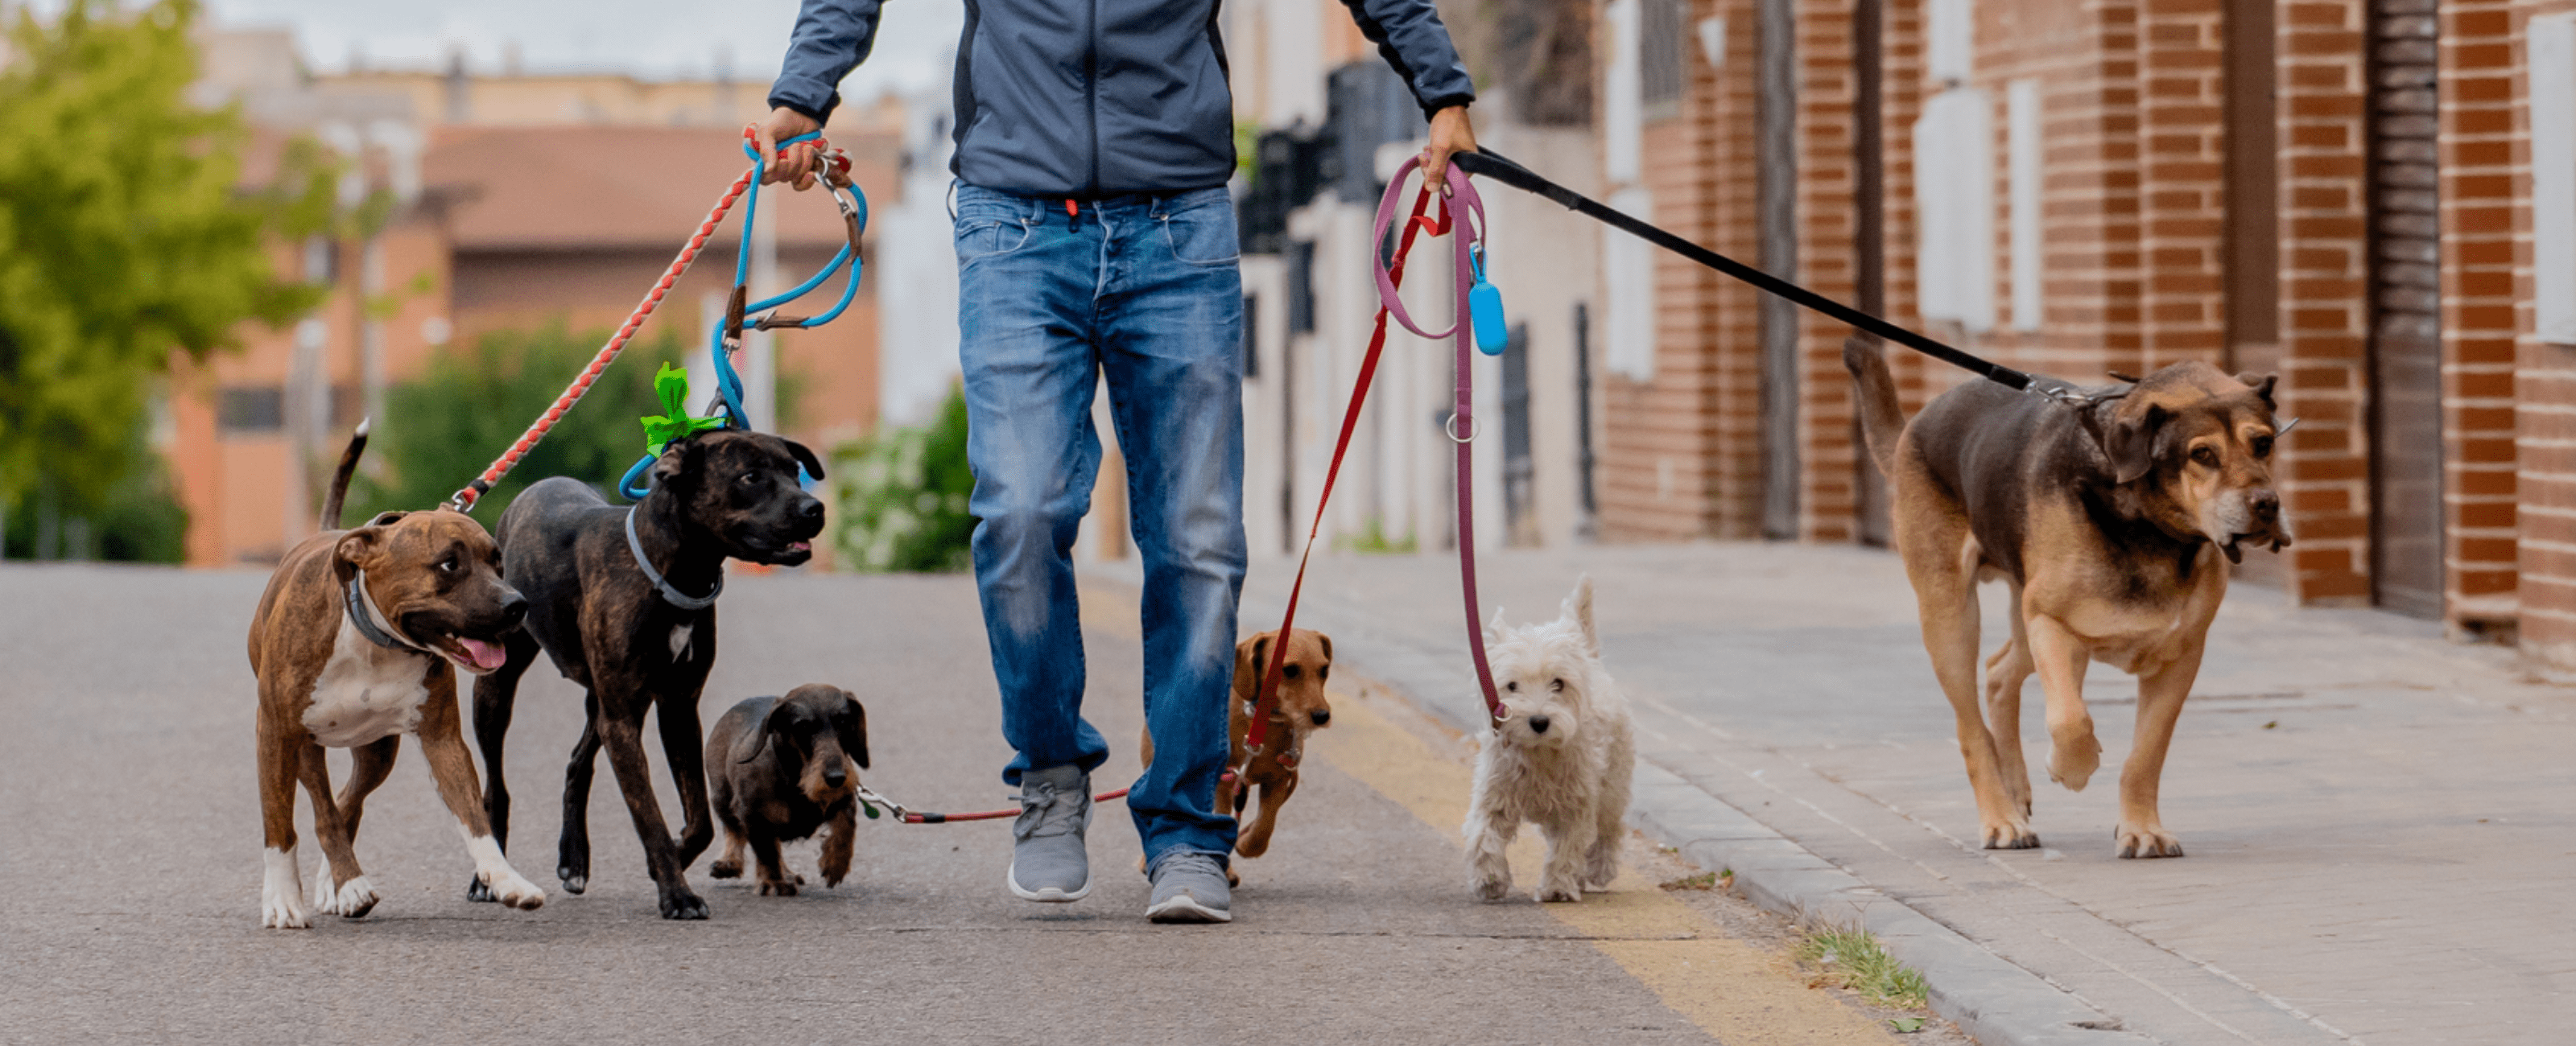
[829,386,975,572]
[347,323,679,524]
[0,0,332,541]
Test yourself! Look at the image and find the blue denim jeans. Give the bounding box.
[952,183,1246,864]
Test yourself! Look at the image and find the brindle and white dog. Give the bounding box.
[245,423,547,929]
[1846,339,2293,859]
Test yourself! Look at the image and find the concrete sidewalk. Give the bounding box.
[1228,542,2576,1045]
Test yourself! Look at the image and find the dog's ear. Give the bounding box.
[1245,633,1273,681]
[1314,631,1332,664]
[731,698,783,764]
[2236,371,2279,410]
[1485,604,1509,642]
[834,691,869,769]
[1565,574,1597,654]
[2085,400,2170,485]
[333,525,385,580]
[650,437,705,489]
[783,439,826,484]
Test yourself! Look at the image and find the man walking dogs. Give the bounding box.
[757,0,1479,922]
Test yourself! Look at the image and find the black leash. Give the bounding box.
[1451,150,2090,405]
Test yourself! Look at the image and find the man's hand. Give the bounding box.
[753,107,826,190]
[1421,105,1478,195]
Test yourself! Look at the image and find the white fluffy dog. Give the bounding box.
[1463,575,1635,902]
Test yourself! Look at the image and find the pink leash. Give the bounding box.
[1245,159,1506,755]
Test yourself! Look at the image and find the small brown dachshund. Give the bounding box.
[703,685,869,896]
[1141,629,1333,883]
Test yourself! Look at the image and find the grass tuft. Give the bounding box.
[1794,921,1930,1010]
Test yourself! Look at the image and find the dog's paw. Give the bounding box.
[708,858,743,879]
[659,887,710,920]
[1979,818,2041,850]
[758,877,800,897]
[819,858,849,887]
[465,875,497,903]
[1471,875,1513,902]
[1534,881,1583,904]
[2114,823,2184,859]
[2046,729,2102,792]
[316,873,381,919]
[481,871,546,911]
[309,861,336,912]
[262,850,309,929]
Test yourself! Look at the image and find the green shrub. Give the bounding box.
[346,323,679,524]
[829,386,974,572]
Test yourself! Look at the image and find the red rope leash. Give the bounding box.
[857,773,1237,825]
[445,167,756,512]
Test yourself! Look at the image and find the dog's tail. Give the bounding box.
[320,418,369,530]
[1842,338,1903,477]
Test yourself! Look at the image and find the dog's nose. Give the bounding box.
[2249,489,2280,521]
[1528,714,1550,734]
[796,496,825,525]
[822,763,848,789]
[1310,709,1331,727]
[498,591,528,624]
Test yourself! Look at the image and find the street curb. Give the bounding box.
[1624,758,2150,1046]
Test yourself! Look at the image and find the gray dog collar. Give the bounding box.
[344,570,428,653]
[625,508,722,611]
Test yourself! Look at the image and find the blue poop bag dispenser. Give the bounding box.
[1469,247,1509,356]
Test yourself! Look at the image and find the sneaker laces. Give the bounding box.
[1013,780,1090,842]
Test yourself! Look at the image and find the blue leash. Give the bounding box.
[621,131,867,499]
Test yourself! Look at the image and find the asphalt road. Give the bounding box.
[0,563,1919,1045]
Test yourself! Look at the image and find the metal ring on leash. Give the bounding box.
[1443,411,1480,444]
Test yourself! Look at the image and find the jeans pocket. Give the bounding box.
[1158,200,1240,267]
[955,216,1034,264]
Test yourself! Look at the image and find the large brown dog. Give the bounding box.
[246,424,547,928]
[1140,628,1332,879]
[1845,341,2291,858]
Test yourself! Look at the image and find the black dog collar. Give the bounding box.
[344,570,427,653]
[625,508,722,611]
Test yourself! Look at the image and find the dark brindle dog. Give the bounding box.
[469,429,825,919]
[1847,340,2291,859]
[704,685,869,896]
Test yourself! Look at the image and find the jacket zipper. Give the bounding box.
[1085,0,1100,196]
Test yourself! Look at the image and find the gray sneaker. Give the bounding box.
[1007,764,1092,902]
[1146,850,1232,924]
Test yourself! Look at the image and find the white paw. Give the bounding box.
[309,860,335,912]
[1536,875,1583,903]
[482,871,546,911]
[1471,874,1513,902]
[261,848,309,929]
[317,875,379,918]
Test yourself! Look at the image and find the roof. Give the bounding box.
[424,126,901,251]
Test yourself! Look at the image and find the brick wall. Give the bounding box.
[1794,0,1860,540]
[2139,0,2231,373]
[2271,0,2374,604]
[2513,0,2576,665]
[1597,0,1767,542]
[2439,0,2520,632]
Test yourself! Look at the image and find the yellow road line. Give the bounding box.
[1078,583,1890,1042]
[1311,694,1898,1046]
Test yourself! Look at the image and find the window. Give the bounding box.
[2008,79,2041,331]
[2535,13,2576,344]
[1913,88,1996,332]
[1242,292,1261,378]
[1606,0,1642,183]
[1640,0,1689,118]
[1927,0,1973,85]
[1604,187,1658,379]
[218,386,285,434]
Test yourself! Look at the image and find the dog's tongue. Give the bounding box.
[789,540,811,553]
[456,637,508,671]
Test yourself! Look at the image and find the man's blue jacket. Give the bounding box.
[769,0,1476,198]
